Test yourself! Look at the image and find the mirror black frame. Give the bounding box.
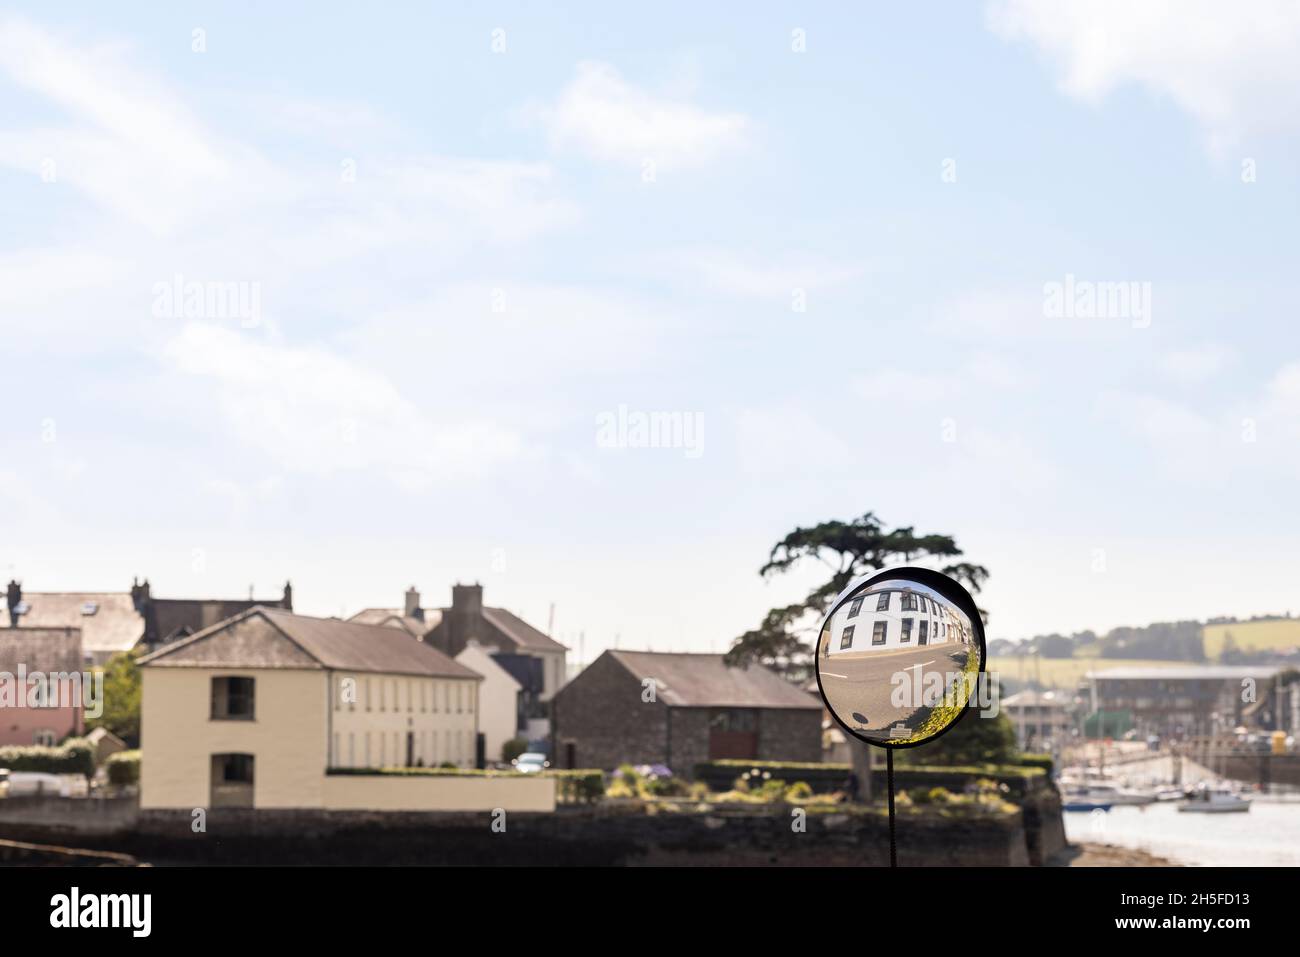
[814,565,987,750]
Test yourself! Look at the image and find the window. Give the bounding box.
[332,733,340,766]
[348,733,355,768]
[872,621,887,645]
[919,621,929,643]
[848,597,863,619]
[380,680,386,712]
[365,678,372,712]
[33,728,56,746]
[457,684,463,713]
[211,676,255,720]
[445,683,451,712]
[840,625,855,650]
[365,733,372,766]
[876,592,890,612]
[901,593,918,611]
[469,685,475,714]
[900,618,913,643]
[407,681,414,712]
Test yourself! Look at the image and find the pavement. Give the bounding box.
[819,642,973,738]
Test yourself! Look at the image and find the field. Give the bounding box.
[987,656,1190,689]
[1203,619,1300,659]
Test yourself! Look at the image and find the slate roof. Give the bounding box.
[3,593,142,658]
[140,607,481,679]
[0,627,84,673]
[606,651,819,709]
[480,607,566,653]
[347,608,441,636]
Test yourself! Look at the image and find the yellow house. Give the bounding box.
[138,606,532,810]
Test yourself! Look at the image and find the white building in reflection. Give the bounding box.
[823,585,971,656]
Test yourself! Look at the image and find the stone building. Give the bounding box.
[551,650,821,773]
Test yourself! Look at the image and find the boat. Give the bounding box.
[1062,782,1156,810]
[1177,788,1251,814]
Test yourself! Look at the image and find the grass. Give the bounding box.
[1204,619,1300,659]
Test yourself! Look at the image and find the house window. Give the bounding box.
[444,683,450,712]
[840,625,856,650]
[919,621,929,643]
[211,676,255,720]
[380,680,387,712]
[872,621,887,645]
[33,728,56,746]
[875,592,890,612]
[901,593,918,611]
[900,618,913,643]
[365,678,372,712]
[457,683,463,714]
[847,597,863,619]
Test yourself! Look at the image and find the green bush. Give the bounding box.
[785,781,814,802]
[0,737,94,777]
[1017,753,1054,775]
[105,750,141,786]
[501,738,528,764]
[543,769,605,803]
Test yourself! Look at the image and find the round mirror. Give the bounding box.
[815,567,985,748]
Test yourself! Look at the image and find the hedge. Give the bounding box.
[0,738,95,777]
[105,750,141,786]
[544,770,605,804]
[693,759,1049,798]
[1016,753,1054,776]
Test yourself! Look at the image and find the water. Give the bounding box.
[1064,800,1300,866]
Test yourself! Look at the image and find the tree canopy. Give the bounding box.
[725,512,988,678]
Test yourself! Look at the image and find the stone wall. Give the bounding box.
[0,804,1030,866]
[552,653,669,769]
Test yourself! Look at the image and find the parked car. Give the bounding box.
[512,752,550,773]
[4,772,87,797]
[0,768,9,798]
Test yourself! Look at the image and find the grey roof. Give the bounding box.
[140,607,481,679]
[1002,688,1072,708]
[4,593,142,657]
[606,651,819,709]
[0,627,83,673]
[1086,665,1283,681]
[481,607,566,653]
[348,607,442,635]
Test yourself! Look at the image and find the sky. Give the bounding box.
[2,2,1299,663]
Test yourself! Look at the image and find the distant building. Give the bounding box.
[0,626,84,746]
[4,579,292,666]
[1083,665,1283,737]
[139,607,483,809]
[551,650,822,773]
[353,584,567,745]
[455,641,522,763]
[823,583,971,656]
[85,726,128,766]
[1001,688,1075,751]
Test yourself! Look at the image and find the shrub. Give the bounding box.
[0,738,95,777]
[105,750,141,786]
[785,781,814,802]
[544,770,604,803]
[501,738,528,764]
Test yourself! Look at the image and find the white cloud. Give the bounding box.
[1158,344,1232,382]
[540,61,749,169]
[666,249,863,299]
[854,369,956,402]
[987,0,1300,149]
[160,323,523,487]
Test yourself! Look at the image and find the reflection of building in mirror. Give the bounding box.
[823,584,971,657]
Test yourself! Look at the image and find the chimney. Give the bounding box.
[451,582,483,617]
[6,580,20,627]
[130,577,151,613]
[405,586,423,621]
[445,582,484,656]
[282,580,293,611]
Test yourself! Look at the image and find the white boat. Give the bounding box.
[1062,782,1155,810]
[1177,788,1251,814]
